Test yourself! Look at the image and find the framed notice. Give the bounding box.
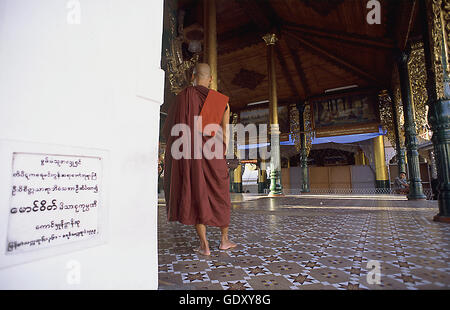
[0,140,109,269]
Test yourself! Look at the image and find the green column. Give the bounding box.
[397,50,427,200]
[421,0,450,221]
[296,102,310,193]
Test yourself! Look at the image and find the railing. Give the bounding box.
[263,187,434,200]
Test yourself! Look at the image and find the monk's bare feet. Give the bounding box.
[219,240,237,250]
[194,246,211,256]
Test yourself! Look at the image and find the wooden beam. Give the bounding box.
[282,37,311,98]
[275,42,302,99]
[283,23,396,50]
[395,0,418,50]
[283,30,382,86]
[236,0,279,34]
[218,23,262,55]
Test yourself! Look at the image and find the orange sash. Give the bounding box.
[198,90,229,136]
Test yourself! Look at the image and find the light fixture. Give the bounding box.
[188,40,202,53]
[247,100,269,107]
[324,84,358,93]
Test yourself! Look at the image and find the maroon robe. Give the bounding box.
[163,85,231,227]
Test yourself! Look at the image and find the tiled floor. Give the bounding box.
[158,194,450,290]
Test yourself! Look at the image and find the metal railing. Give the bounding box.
[263,187,434,199]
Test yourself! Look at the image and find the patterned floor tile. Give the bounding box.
[173,260,210,273]
[265,262,304,275]
[158,194,450,290]
[299,283,338,290]
[359,274,409,290]
[279,252,313,262]
[409,267,450,285]
[309,268,350,284]
[247,247,277,256]
[317,257,354,269]
[222,280,252,290]
[246,274,294,290]
[182,272,209,283]
[287,273,317,285]
[207,267,248,282]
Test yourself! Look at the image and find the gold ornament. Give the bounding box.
[262,33,278,46]
[408,42,432,140]
[163,13,199,94]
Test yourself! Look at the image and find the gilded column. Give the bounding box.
[263,33,283,196]
[232,163,243,193]
[373,135,390,190]
[355,149,367,165]
[296,102,310,192]
[390,90,407,174]
[421,0,450,220]
[397,50,427,200]
[203,0,218,90]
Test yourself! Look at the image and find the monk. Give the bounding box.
[163,63,236,256]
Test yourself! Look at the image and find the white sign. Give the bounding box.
[6,152,102,254]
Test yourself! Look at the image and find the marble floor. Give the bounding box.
[158,194,450,290]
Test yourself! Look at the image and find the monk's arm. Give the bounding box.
[221,103,230,154]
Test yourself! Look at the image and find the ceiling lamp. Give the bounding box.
[188,40,202,53]
[324,84,358,93]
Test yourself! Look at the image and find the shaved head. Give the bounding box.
[192,63,212,88]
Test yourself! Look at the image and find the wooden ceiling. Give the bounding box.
[175,0,420,111]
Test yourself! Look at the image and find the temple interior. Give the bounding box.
[158,0,450,290]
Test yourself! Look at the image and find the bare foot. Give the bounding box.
[194,246,211,256]
[219,240,237,250]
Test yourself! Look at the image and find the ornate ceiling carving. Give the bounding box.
[231,68,265,90]
[302,0,345,17]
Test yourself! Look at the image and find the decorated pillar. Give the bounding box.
[203,0,217,90]
[397,50,427,200]
[296,102,310,192]
[390,91,407,174]
[421,0,450,220]
[263,33,283,196]
[398,49,426,199]
[373,135,390,190]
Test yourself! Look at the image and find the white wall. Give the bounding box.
[0,0,164,289]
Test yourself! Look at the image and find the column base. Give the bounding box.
[232,183,242,193]
[433,214,450,223]
[375,180,390,189]
[269,184,283,196]
[407,192,427,200]
[269,169,283,196]
[257,182,266,194]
